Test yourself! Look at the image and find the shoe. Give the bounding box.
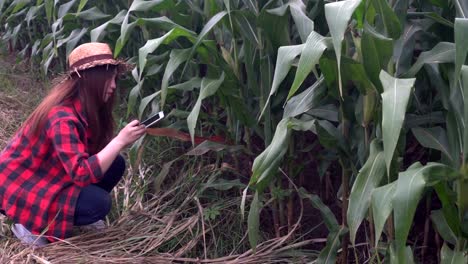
[11,223,48,247]
[77,220,107,232]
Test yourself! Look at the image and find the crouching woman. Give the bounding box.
[0,42,146,246]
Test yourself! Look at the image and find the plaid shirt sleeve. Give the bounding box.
[47,114,103,187]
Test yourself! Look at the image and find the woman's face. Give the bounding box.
[103,71,118,102]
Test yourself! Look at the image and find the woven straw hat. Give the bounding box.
[68,42,128,74]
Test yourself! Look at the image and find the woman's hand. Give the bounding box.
[97,120,145,174]
[114,120,146,148]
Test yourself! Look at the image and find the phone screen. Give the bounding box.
[141,111,164,127]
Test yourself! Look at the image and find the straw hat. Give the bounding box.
[68,42,128,74]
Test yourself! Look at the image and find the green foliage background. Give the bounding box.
[1,0,468,262]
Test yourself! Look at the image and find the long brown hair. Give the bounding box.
[24,65,117,154]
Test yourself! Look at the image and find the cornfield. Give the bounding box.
[0,0,467,263]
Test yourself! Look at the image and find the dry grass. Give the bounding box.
[1,165,319,263]
[0,55,46,150]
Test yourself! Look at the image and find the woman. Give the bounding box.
[0,42,146,246]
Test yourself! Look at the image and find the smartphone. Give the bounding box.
[141,111,164,128]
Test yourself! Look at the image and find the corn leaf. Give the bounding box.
[248,191,261,251]
[362,24,393,93]
[347,139,386,245]
[260,44,304,119]
[440,243,468,264]
[371,0,402,39]
[283,77,326,118]
[324,0,361,98]
[452,0,468,18]
[393,163,448,262]
[430,210,457,245]
[380,70,415,174]
[250,118,292,186]
[371,181,396,247]
[160,48,192,108]
[287,31,328,100]
[317,227,347,264]
[455,19,468,90]
[187,72,225,145]
[90,10,126,42]
[403,42,455,78]
[411,127,454,165]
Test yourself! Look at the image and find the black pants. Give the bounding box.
[73,155,125,226]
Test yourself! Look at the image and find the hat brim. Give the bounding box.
[69,59,132,75]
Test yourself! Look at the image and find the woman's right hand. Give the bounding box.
[114,120,146,149]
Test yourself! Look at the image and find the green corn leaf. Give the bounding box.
[154,158,179,193]
[138,91,160,119]
[137,16,195,35]
[77,0,88,13]
[58,28,87,57]
[25,4,43,27]
[371,181,396,247]
[380,70,415,174]
[393,163,447,262]
[389,243,415,264]
[115,11,136,58]
[58,0,76,19]
[138,28,194,79]
[90,10,126,42]
[403,42,455,78]
[324,0,362,98]
[160,48,191,108]
[308,104,339,122]
[412,127,454,165]
[181,11,227,76]
[267,0,313,43]
[11,0,29,15]
[127,79,144,117]
[250,118,292,186]
[288,32,328,100]
[299,188,339,231]
[169,77,201,91]
[361,24,393,93]
[284,76,326,118]
[430,210,457,245]
[187,72,225,145]
[454,19,468,88]
[45,0,54,23]
[248,191,261,251]
[440,243,468,264]
[75,6,109,20]
[405,112,446,129]
[288,0,314,43]
[393,0,409,27]
[260,44,304,119]
[129,0,169,12]
[394,22,423,76]
[233,12,260,46]
[452,0,468,18]
[347,139,386,245]
[425,12,454,28]
[371,0,402,39]
[317,227,347,264]
[462,66,468,164]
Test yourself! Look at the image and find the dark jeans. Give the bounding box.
[73,155,125,226]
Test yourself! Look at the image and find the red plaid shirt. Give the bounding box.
[0,98,103,241]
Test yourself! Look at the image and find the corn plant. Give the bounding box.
[1,0,468,263]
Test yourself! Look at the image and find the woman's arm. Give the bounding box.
[96,120,146,173]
